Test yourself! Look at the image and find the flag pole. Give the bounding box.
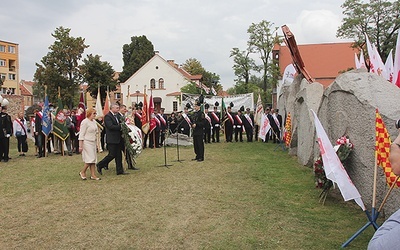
[372,156,378,219]
[44,85,48,158]
[378,176,400,212]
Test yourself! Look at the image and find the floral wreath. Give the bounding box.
[313,136,354,203]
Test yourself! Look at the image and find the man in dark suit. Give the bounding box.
[243,108,254,142]
[270,108,281,143]
[34,108,45,157]
[203,104,212,143]
[224,106,234,142]
[0,105,12,161]
[179,106,191,137]
[192,102,205,161]
[97,104,127,175]
[158,108,168,146]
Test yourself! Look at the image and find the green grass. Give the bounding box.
[0,138,375,249]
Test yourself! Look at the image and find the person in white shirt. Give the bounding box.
[13,112,28,156]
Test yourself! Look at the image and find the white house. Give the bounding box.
[120,52,202,114]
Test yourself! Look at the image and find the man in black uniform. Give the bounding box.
[224,106,234,142]
[0,105,12,162]
[179,105,191,137]
[210,104,220,143]
[243,107,254,142]
[234,108,244,142]
[191,101,205,161]
[203,104,212,143]
[157,108,168,145]
[270,108,280,143]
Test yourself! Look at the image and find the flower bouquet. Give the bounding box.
[313,136,354,204]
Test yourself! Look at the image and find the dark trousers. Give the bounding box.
[17,135,28,153]
[121,140,133,169]
[143,133,148,148]
[254,125,259,141]
[0,137,10,160]
[193,134,204,160]
[234,127,243,142]
[272,129,281,143]
[204,127,211,143]
[149,130,160,148]
[37,133,45,157]
[245,126,253,142]
[225,125,233,142]
[212,126,220,142]
[160,130,166,146]
[98,143,123,174]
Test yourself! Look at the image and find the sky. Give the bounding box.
[1,0,348,89]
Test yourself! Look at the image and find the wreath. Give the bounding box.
[121,118,142,168]
[313,136,354,204]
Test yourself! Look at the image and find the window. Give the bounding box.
[159,78,164,89]
[114,92,121,99]
[173,101,178,112]
[0,59,5,67]
[150,78,156,89]
[0,73,5,81]
[0,45,5,52]
[8,46,15,53]
[8,73,16,80]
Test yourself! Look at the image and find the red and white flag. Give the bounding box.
[311,110,365,211]
[393,31,400,87]
[355,53,361,69]
[359,50,366,69]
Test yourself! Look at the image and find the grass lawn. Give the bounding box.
[0,138,375,249]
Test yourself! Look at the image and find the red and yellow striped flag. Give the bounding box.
[284,112,292,148]
[375,109,400,187]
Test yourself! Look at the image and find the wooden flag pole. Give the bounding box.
[372,157,378,211]
[378,176,400,212]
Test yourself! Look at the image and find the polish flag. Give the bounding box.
[393,31,400,87]
[385,49,394,83]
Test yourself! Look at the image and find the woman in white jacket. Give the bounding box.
[13,112,28,156]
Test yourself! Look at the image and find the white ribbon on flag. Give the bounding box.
[258,114,271,140]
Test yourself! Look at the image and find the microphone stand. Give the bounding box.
[173,117,187,163]
[158,122,172,168]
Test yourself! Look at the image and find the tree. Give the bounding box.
[80,54,118,104]
[34,26,89,107]
[181,58,222,94]
[247,20,281,92]
[119,35,155,83]
[230,47,258,92]
[337,0,400,61]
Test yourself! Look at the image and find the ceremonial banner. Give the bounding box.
[149,93,156,133]
[42,95,52,137]
[141,92,149,134]
[103,90,110,116]
[384,49,394,83]
[254,93,263,126]
[312,110,365,210]
[181,93,254,113]
[53,98,69,140]
[258,114,271,140]
[375,109,400,187]
[394,31,400,87]
[95,87,103,118]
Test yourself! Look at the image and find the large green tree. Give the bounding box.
[247,20,281,92]
[80,54,118,104]
[119,35,155,83]
[337,0,400,61]
[230,47,258,93]
[34,26,89,107]
[181,58,222,95]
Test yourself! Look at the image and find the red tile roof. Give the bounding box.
[166,91,181,96]
[276,42,358,87]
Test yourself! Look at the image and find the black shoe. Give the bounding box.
[117,172,130,175]
[68,152,73,156]
[197,159,204,162]
[132,167,140,170]
[96,164,103,175]
[191,158,198,161]
[104,166,109,170]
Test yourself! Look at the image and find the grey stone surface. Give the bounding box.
[165,133,193,146]
[280,69,400,216]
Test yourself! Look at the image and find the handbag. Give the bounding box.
[15,131,22,137]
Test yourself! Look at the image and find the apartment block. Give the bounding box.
[0,40,19,95]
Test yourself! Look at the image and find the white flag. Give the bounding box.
[393,31,400,87]
[282,64,296,85]
[95,87,103,118]
[355,53,361,69]
[359,50,366,69]
[365,34,385,77]
[311,110,365,211]
[254,93,264,126]
[258,114,271,140]
[385,49,394,83]
[211,86,217,95]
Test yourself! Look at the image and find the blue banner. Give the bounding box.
[42,95,52,136]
